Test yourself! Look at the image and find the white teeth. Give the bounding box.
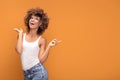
[31,23,34,25]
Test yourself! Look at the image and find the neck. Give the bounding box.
[28,29,38,37]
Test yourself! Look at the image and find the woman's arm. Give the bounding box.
[39,38,61,63]
[14,28,23,54]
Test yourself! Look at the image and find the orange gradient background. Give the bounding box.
[0,0,120,80]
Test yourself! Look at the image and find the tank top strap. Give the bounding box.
[23,33,26,41]
[36,35,41,43]
[23,33,41,43]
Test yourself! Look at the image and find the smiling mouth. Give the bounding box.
[30,23,35,25]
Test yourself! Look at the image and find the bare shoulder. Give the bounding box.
[39,37,46,46]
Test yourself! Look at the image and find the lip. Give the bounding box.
[30,22,35,25]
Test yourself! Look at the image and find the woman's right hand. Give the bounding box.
[13,28,23,34]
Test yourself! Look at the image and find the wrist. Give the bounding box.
[19,32,23,35]
[18,33,23,38]
[48,45,52,48]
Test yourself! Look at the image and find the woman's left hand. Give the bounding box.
[48,39,61,47]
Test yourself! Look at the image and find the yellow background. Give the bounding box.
[0,0,120,80]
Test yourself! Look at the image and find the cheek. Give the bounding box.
[36,21,41,26]
[29,19,31,22]
[35,20,40,23]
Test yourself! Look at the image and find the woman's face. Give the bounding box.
[29,15,41,29]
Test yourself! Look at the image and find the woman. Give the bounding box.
[14,8,61,80]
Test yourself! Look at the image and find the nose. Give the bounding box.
[30,19,35,23]
[31,18,34,21]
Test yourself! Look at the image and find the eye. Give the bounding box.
[35,17,40,20]
[30,16,33,19]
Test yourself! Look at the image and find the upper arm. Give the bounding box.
[39,37,46,57]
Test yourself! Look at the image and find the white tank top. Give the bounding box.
[21,33,41,70]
